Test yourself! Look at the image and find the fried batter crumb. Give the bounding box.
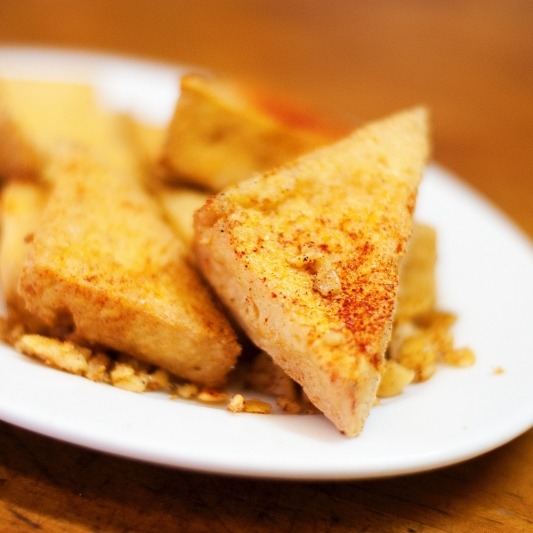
[227,394,272,414]
[388,309,475,387]
[377,360,415,398]
[197,388,229,403]
[15,334,91,375]
[173,382,200,399]
[443,347,476,368]
[227,393,245,413]
[242,399,273,414]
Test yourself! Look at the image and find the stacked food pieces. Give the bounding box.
[0,73,474,436]
[0,78,240,388]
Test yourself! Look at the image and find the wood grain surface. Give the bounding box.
[0,1,532,531]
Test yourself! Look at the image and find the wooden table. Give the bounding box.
[1,1,532,531]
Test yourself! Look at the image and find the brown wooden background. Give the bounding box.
[1,1,532,531]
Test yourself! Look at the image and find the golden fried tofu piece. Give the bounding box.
[194,107,430,435]
[0,78,136,180]
[396,223,437,321]
[18,148,240,387]
[159,188,208,247]
[161,74,345,191]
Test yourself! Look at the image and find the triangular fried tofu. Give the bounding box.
[160,74,345,191]
[194,107,430,434]
[18,147,241,387]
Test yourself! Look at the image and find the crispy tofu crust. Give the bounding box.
[194,107,430,434]
[18,148,240,387]
[160,74,344,191]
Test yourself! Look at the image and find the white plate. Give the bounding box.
[0,46,532,480]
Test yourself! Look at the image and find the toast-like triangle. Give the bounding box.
[18,147,241,387]
[194,107,430,434]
